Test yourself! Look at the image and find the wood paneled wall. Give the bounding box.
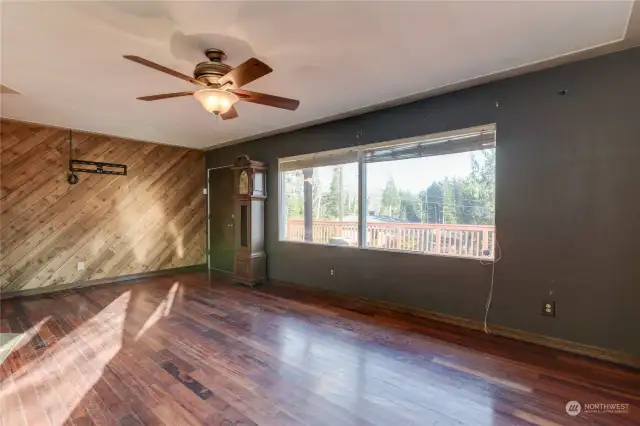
[0,119,206,292]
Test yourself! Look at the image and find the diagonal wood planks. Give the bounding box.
[0,119,206,292]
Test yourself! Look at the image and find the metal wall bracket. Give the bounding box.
[67,130,127,184]
[69,159,127,176]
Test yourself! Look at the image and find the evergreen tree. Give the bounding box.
[381,177,401,217]
[399,190,421,222]
[425,182,443,223]
[284,170,304,218]
[312,173,324,219]
[459,149,496,224]
[324,167,342,219]
[343,193,358,217]
[473,149,496,224]
[418,148,496,225]
[442,178,457,224]
[287,148,496,227]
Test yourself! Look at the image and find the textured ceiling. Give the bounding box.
[0,1,636,149]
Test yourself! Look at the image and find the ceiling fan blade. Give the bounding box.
[218,58,272,89]
[232,89,300,111]
[0,84,20,94]
[137,91,194,101]
[123,55,207,88]
[220,106,239,120]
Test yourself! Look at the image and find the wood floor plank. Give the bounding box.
[0,374,29,426]
[2,274,639,425]
[4,308,67,426]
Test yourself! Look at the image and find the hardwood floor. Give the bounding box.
[1,273,639,426]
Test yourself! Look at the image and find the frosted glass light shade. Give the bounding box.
[193,89,239,114]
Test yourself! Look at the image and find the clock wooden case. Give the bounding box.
[232,155,267,285]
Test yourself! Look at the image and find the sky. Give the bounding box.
[367,151,475,193]
[311,150,483,195]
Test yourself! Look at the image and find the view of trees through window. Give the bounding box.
[369,149,495,225]
[365,149,495,257]
[281,163,359,246]
[280,142,496,259]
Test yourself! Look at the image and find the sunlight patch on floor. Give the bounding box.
[2,316,51,360]
[0,333,23,365]
[135,281,179,341]
[432,357,532,393]
[0,291,130,426]
[275,318,504,425]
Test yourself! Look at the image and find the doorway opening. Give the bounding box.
[207,166,234,273]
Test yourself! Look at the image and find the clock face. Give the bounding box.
[239,171,249,194]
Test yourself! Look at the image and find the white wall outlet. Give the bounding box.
[77,262,85,271]
[202,188,208,195]
[330,269,335,276]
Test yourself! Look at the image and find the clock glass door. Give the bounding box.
[208,167,235,273]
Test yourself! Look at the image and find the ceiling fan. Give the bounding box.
[123,48,300,120]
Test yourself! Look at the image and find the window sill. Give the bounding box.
[277,239,361,250]
[277,239,494,261]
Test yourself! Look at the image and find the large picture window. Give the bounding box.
[280,151,359,246]
[279,125,496,259]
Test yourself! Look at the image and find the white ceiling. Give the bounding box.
[0,1,636,149]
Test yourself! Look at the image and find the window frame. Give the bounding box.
[278,124,496,259]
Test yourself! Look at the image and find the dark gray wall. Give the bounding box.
[207,47,640,356]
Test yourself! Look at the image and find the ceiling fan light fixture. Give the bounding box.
[124,51,300,119]
[193,88,239,114]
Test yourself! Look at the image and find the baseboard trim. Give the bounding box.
[0,264,207,300]
[269,280,640,369]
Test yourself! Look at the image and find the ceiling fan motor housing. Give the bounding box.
[194,48,233,85]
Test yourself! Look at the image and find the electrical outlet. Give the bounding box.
[202,188,208,195]
[77,262,85,271]
[542,300,555,317]
[329,269,335,276]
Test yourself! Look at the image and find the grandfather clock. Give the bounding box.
[232,155,267,286]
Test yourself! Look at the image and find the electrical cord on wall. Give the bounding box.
[481,238,502,335]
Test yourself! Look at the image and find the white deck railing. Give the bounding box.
[285,220,495,258]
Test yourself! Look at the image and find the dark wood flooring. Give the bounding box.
[1,273,639,426]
